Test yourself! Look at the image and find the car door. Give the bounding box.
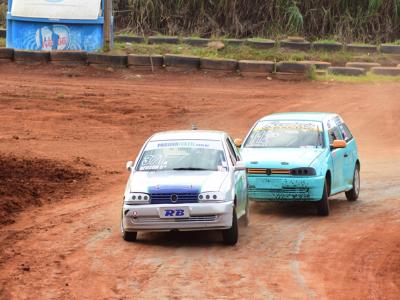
[328,126,346,192]
[339,123,356,186]
[226,137,246,215]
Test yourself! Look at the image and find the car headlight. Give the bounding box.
[124,193,151,205]
[290,167,316,176]
[198,192,225,202]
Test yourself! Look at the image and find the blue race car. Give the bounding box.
[236,112,360,216]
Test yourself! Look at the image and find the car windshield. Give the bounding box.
[244,120,324,148]
[136,140,228,171]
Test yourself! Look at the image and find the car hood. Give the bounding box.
[241,147,325,169]
[128,170,229,193]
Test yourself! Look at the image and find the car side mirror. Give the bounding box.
[331,140,347,150]
[234,138,243,148]
[126,161,134,172]
[234,161,246,172]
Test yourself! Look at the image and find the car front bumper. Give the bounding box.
[247,175,325,201]
[121,201,234,232]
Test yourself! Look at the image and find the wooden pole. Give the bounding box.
[103,0,112,51]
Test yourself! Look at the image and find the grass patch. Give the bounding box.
[307,65,317,80]
[384,40,400,45]
[317,72,400,83]
[313,39,340,44]
[115,31,144,37]
[247,37,274,42]
[112,41,395,65]
[348,42,377,46]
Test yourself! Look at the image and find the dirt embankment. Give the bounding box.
[0,155,90,225]
[0,63,399,299]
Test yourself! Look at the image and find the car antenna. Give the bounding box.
[192,123,198,130]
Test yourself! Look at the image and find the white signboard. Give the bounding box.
[11,0,102,20]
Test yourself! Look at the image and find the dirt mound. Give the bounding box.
[0,155,90,225]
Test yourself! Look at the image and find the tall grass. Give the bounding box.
[113,0,400,42]
[0,0,6,27]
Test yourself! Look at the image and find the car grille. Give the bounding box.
[131,215,218,224]
[247,168,291,175]
[150,193,199,204]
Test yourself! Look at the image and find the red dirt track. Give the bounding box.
[0,63,399,299]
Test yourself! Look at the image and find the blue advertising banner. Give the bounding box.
[7,21,103,51]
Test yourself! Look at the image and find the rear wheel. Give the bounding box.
[222,209,238,245]
[317,180,330,216]
[346,164,360,201]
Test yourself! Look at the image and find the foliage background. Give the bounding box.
[1,1,400,42]
[113,0,400,42]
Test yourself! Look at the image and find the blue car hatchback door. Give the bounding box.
[237,112,360,216]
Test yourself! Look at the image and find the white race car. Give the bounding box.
[121,130,249,245]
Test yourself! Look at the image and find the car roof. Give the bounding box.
[260,112,339,122]
[149,130,228,142]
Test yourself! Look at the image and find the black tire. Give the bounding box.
[246,39,275,49]
[200,58,238,71]
[239,60,275,74]
[0,48,14,60]
[346,164,360,201]
[222,209,238,245]
[148,36,179,45]
[114,35,145,44]
[50,51,88,64]
[317,180,330,216]
[276,61,310,73]
[87,53,127,67]
[14,50,50,64]
[164,54,200,69]
[123,230,137,242]
[127,54,164,67]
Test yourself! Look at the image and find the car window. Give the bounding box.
[136,140,228,171]
[225,138,238,165]
[328,127,343,144]
[339,123,353,142]
[244,120,324,148]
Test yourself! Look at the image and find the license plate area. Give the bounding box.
[254,177,282,189]
[159,207,190,219]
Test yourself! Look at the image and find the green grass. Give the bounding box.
[348,42,377,46]
[112,41,394,66]
[384,40,400,45]
[317,72,400,83]
[313,39,340,44]
[247,37,274,42]
[0,38,5,47]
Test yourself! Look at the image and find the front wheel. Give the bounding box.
[346,164,360,201]
[222,209,238,245]
[123,230,137,242]
[317,180,330,216]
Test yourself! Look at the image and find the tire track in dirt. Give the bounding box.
[0,64,399,299]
